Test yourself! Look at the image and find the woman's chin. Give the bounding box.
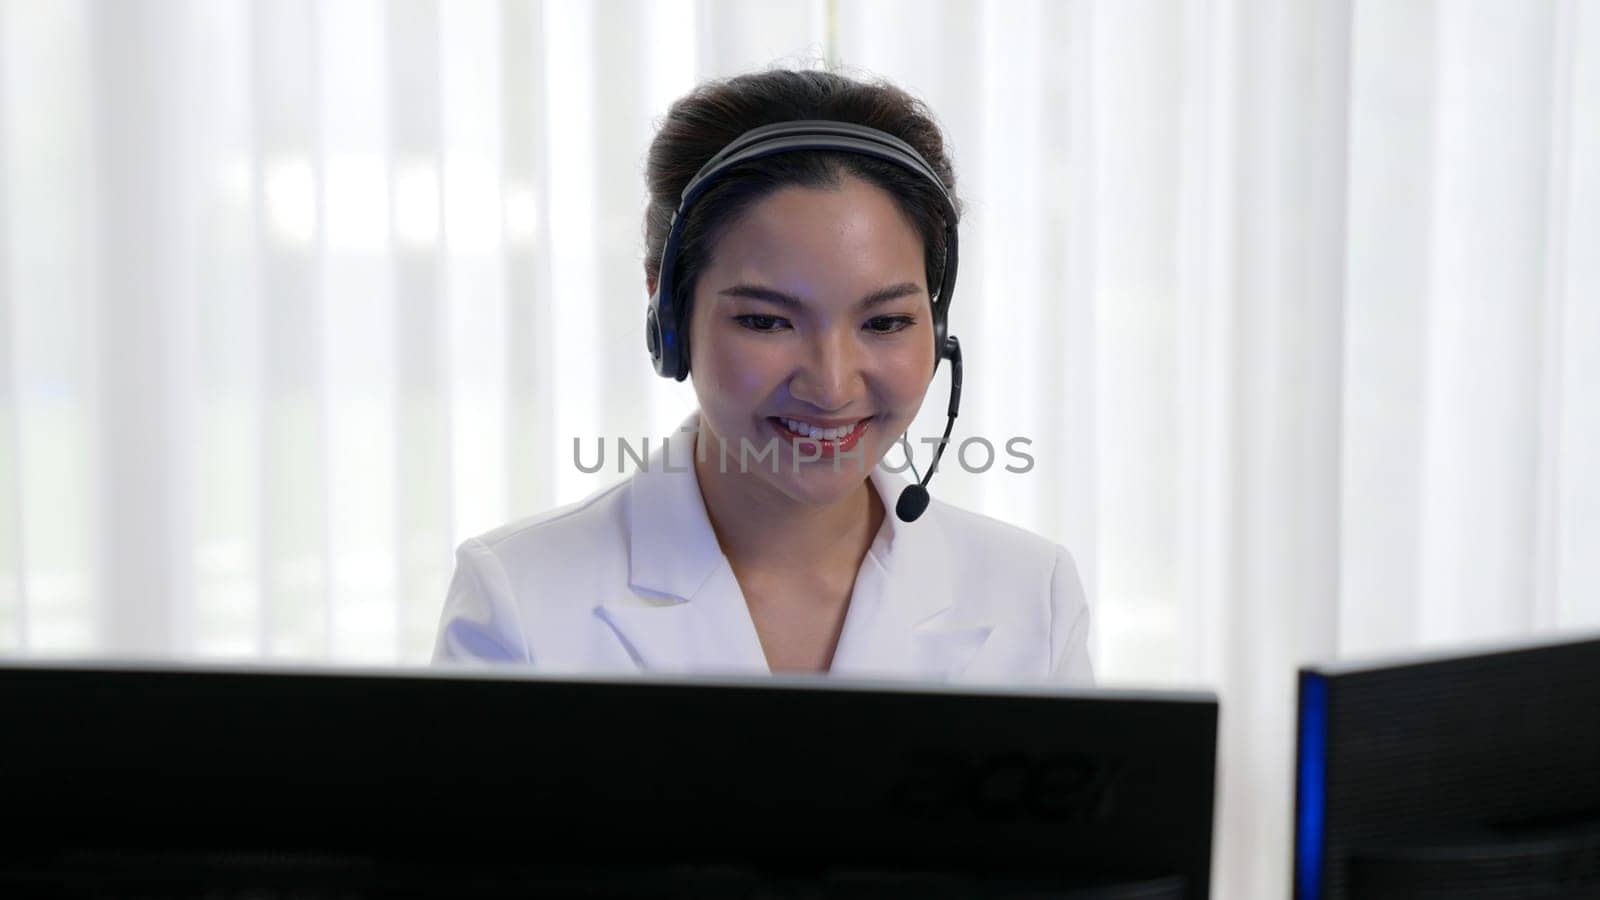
[760,466,872,509]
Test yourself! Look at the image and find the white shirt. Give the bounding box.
[433,418,1094,685]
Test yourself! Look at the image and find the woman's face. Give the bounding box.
[684,174,937,508]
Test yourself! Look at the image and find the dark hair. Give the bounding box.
[643,68,962,357]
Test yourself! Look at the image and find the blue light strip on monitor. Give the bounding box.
[1295,672,1328,900]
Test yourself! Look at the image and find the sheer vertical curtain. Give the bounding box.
[2,0,1597,897]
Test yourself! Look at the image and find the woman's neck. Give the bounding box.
[692,426,885,577]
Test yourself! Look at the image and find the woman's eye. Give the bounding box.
[733,314,788,332]
[865,315,914,334]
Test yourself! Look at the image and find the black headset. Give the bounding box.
[644,119,964,523]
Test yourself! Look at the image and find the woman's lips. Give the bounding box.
[767,416,871,458]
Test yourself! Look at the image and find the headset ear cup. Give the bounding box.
[648,278,689,379]
[646,307,662,360]
[656,303,689,382]
[674,323,690,382]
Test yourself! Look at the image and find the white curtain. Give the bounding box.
[2,0,1598,897]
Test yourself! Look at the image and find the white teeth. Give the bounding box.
[780,418,861,441]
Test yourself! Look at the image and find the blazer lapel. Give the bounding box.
[827,467,998,681]
[595,417,770,674]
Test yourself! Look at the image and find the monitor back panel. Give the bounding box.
[1296,637,1600,900]
[1,666,1218,898]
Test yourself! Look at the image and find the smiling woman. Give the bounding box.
[432,68,1092,683]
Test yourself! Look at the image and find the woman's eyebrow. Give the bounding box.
[717,282,922,309]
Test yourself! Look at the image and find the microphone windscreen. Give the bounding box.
[896,484,931,523]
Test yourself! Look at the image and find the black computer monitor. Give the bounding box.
[1294,632,1600,900]
[1,661,1217,898]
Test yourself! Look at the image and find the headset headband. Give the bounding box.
[646,119,960,381]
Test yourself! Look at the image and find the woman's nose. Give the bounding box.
[788,330,863,411]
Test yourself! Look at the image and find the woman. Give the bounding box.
[433,68,1092,683]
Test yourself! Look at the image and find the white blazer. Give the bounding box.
[433,418,1094,685]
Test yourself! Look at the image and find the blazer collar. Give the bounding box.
[826,466,997,679]
[624,418,724,605]
[602,414,994,678]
